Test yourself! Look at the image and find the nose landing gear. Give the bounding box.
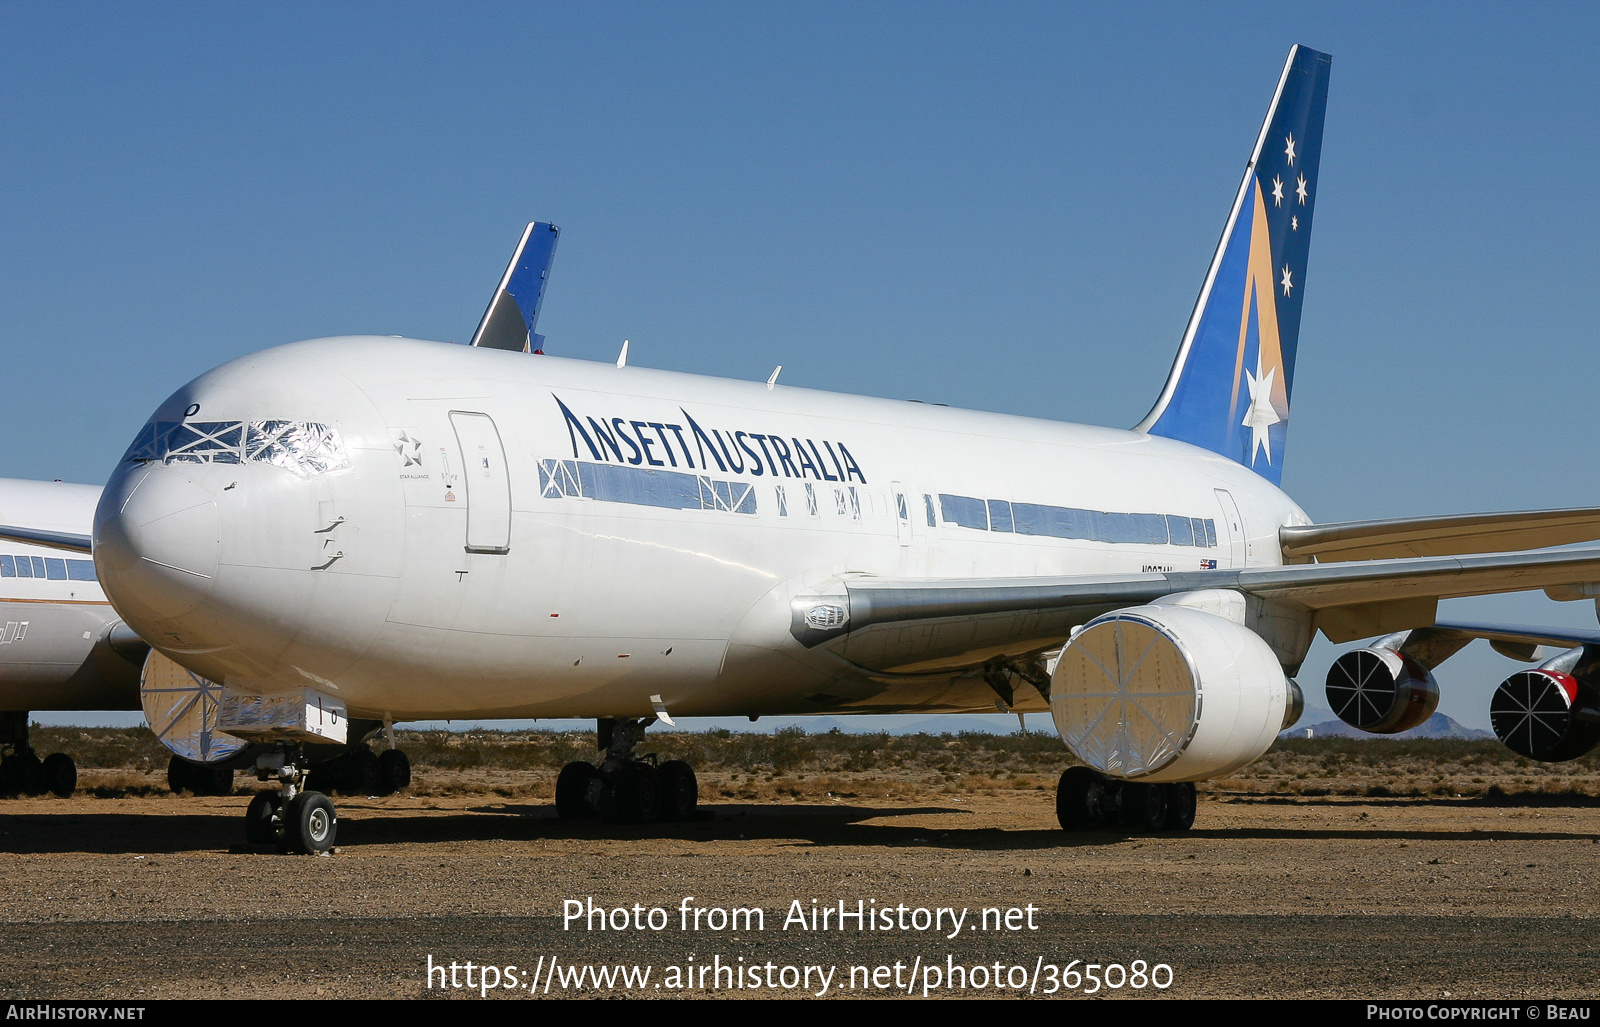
[244,747,338,854]
[555,718,700,825]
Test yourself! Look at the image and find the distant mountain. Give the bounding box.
[1280,711,1493,741]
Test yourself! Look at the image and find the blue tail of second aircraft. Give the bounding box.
[1136,45,1331,485]
[471,222,560,353]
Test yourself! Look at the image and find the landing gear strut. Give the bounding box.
[245,746,338,854]
[555,717,699,824]
[1056,766,1197,832]
[0,712,76,797]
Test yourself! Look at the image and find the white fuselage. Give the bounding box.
[93,337,1309,722]
[0,479,139,710]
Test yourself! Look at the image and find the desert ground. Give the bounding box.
[1,728,1597,1000]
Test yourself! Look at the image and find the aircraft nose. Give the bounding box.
[94,465,221,625]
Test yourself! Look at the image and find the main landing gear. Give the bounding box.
[306,744,411,796]
[243,746,338,854]
[1055,766,1197,833]
[556,717,699,825]
[167,754,235,795]
[0,712,77,797]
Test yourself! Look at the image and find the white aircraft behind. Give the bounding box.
[0,476,420,799]
[62,46,1600,853]
[0,479,143,795]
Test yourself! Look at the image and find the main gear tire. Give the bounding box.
[555,761,598,820]
[1162,782,1197,831]
[658,760,698,822]
[378,749,411,795]
[341,748,381,796]
[602,762,661,825]
[1119,782,1168,831]
[40,752,76,798]
[1056,766,1100,831]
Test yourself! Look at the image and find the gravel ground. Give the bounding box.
[0,788,1596,999]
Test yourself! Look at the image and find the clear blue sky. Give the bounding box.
[4,2,1597,729]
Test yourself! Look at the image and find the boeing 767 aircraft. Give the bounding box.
[34,46,1600,853]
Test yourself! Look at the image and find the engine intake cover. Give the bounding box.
[1491,669,1600,762]
[1324,647,1440,734]
[1050,604,1288,783]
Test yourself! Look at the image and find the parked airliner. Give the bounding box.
[0,479,141,795]
[48,46,1600,853]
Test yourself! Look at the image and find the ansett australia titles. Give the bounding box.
[563,897,1039,941]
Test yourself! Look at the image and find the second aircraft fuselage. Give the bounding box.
[92,336,1309,721]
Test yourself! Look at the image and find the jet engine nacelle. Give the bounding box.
[1324,646,1440,734]
[1050,603,1289,784]
[1491,656,1600,762]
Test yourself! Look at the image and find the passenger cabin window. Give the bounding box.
[775,485,789,517]
[0,555,95,581]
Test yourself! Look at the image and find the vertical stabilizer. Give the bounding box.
[1136,46,1331,484]
[471,221,560,352]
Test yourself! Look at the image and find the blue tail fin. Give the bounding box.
[471,221,560,353]
[1136,46,1331,484]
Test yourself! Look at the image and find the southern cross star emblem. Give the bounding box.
[394,431,423,467]
[1280,265,1293,296]
[1296,174,1309,205]
[1241,353,1282,465]
[1291,214,1299,231]
[1271,175,1285,206]
[1285,133,1296,165]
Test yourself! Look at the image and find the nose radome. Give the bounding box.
[95,467,221,624]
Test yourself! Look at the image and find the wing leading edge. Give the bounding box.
[791,547,1600,673]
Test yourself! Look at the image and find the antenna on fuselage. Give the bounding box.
[766,366,782,390]
[616,339,629,368]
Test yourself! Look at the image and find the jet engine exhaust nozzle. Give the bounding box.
[1324,647,1439,735]
[1491,668,1600,762]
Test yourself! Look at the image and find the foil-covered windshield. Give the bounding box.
[122,420,350,478]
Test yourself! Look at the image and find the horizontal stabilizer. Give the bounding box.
[471,222,560,353]
[0,524,92,554]
[1280,507,1600,563]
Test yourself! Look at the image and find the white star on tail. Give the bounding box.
[1242,354,1282,465]
[1271,175,1284,206]
[1296,174,1309,204]
[1280,265,1293,296]
[1285,133,1296,165]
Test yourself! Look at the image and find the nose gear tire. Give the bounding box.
[280,791,337,854]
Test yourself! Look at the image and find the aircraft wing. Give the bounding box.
[793,547,1600,672]
[0,525,92,554]
[1278,507,1600,563]
[1424,620,1600,651]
